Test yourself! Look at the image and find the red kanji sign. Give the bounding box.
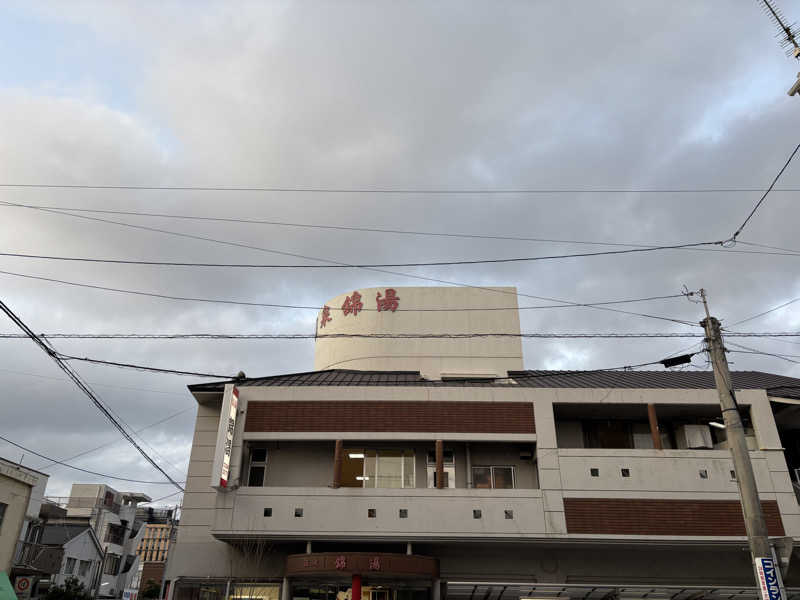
[320,306,332,328]
[342,291,363,316]
[376,289,400,312]
[335,555,347,570]
[369,556,381,571]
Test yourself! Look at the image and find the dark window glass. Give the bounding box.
[620,468,630,478]
[399,509,408,518]
[590,468,599,477]
[0,502,6,530]
[472,467,492,488]
[294,508,303,517]
[251,448,267,462]
[493,467,514,489]
[248,466,265,487]
[504,510,514,519]
[472,509,482,519]
[263,508,272,517]
[367,508,376,518]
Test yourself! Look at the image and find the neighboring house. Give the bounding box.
[164,286,800,600]
[0,457,39,576]
[44,484,151,598]
[39,524,103,591]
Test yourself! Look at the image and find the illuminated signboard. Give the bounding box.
[211,384,239,490]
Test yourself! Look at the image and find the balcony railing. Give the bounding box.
[14,541,64,574]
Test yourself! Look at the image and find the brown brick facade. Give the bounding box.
[140,561,166,586]
[564,497,785,536]
[244,401,535,433]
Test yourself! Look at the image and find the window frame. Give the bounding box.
[246,445,268,487]
[78,560,91,577]
[65,557,77,575]
[362,449,415,489]
[471,465,516,489]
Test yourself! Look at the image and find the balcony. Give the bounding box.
[14,541,64,574]
[208,486,545,541]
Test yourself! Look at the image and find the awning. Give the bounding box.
[0,573,18,600]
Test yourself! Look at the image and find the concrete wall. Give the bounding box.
[0,468,34,573]
[313,286,524,379]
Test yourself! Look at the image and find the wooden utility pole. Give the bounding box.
[699,289,782,600]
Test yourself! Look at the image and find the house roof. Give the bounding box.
[40,523,92,546]
[188,368,800,399]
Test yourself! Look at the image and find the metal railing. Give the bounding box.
[14,541,64,574]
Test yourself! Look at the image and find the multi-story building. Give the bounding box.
[57,484,151,598]
[133,509,178,592]
[164,286,800,600]
[0,457,40,577]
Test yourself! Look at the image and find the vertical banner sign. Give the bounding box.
[755,557,784,600]
[219,386,239,487]
[210,384,239,490]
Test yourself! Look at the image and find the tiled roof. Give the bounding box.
[188,368,800,398]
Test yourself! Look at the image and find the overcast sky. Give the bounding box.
[1,1,799,504]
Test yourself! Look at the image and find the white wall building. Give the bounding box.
[39,524,103,591]
[164,286,800,600]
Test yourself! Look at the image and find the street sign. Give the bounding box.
[755,557,784,600]
[14,576,33,599]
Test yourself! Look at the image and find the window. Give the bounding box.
[699,469,708,479]
[247,446,268,487]
[0,502,6,532]
[263,508,272,517]
[730,470,737,480]
[620,468,630,478]
[104,554,121,576]
[65,557,76,575]
[590,468,599,477]
[78,560,91,577]
[294,508,303,517]
[473,509,482,519]
[367,508,376,518]
[472,466,515,489]
[504,510,514,519]
[342,449,415,488]
[426,449,456,488]
[399,509,408,518]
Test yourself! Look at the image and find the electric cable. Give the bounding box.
[0,269,693,313]
[728,142,800,242]
[0,434,185,485]
[36,407,193,472]
[3,183,800,193]
[0,240,726,268]
[0,331,797,340]
[726,340,800,364]
[3,202,799,258]
[0,297,185,491]
[0,201,702,327]
[729,294,800,326]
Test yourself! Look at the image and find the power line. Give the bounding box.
[727,341,800,364]
[0,269,689,313]
[0,366,190,396]
[0,434,185,485]
[1,331,797,340]
[4,202,799,258]
[58,353,234,379]
[0,240,728,268]
[3,183,800,194]
[0,297,184,491]
[0,201,701,327]
[35,407,193,472]
[729,294,800,326]
[729,142,800,242]
[140,490,183,505]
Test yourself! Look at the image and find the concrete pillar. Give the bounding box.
[432,578,441,600]
[281,578,290,600]
[352,574,361,600]
[435,440,444,489]
[306,541,312,554]
[647,404,663,450]
[332,439,344,488]
[406,542,412,555]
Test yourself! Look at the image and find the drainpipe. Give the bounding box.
[281,578,290,600]
[465,443,473,488]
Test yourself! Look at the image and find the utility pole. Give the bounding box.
[699,289,783,600]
